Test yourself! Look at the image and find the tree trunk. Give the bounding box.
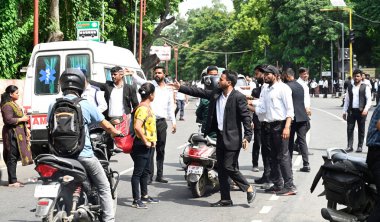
[47,0,63,42]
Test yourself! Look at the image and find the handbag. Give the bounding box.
[114,113,134,153]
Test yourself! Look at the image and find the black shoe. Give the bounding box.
[247,186,256,204]
[345,147,354,153]
[255,177,270,184]
[356,147,363,153]
[264,185,283,193]
[299,166,311,172]
[276,186,297,196]
[210,200,233,207]
[155,177,168,183]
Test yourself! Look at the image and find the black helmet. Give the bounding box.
[203,75,220,90]
[59,68,86,95]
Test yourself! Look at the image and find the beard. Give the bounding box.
[154,75,164,83]
[257,77,264,85]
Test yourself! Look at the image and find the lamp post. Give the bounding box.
[34,0,39,46]
[326,19,345,81]
[320,7,353,77]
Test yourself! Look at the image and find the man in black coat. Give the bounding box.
[172,70,255,207]
[283,68,311,172]
[90,66,139,122]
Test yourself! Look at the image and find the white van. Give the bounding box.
[23,41,145,156]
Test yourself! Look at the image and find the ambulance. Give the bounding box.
[23,41,146,156]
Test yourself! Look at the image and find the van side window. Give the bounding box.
[136,71,145,80]
[66,54,91,75]
[105,68,112,81]
[35,55,60,95]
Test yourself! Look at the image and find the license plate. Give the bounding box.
[187,165,203,175]
[34,184,60,198]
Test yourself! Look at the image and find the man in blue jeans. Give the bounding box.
[48,68,122,222]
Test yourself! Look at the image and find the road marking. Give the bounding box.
[293,155,302,167]
[269,194,279,201]
[312,107,358,133]
[259,206,272,214]
[119,167,134,175]
[251,220,263,222]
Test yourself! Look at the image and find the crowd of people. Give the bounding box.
[3,63,380,221]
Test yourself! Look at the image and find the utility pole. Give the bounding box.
[34,0,39,46]
[139,0,146,65]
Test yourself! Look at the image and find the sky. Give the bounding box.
[178,0,233,17]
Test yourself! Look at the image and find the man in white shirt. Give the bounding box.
[343,69,371,153]
[255,65,297,196]
[129,66,176,183]
[297,67,311,116]
[322,77,329,98]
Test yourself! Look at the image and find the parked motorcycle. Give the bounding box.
[180,131,218,198]
[311,148,376,222]
[33,128,122,222]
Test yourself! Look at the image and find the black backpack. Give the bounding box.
[48,97,86,158]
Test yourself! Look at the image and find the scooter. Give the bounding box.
[311,148,376,222]
[33,128,122,222]
[180,130,218,198]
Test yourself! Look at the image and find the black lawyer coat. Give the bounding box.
[179,86,252,151]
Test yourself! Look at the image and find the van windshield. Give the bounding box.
[66,54,91,76]
[35,55,60,95]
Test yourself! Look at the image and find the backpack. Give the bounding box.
[48,97,86,158]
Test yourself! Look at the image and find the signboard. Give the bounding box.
[150,46,171,61]
[76,21,100,42]
[322,71,332,77]
[330,0,346,6]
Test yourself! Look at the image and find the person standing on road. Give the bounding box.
[322,77,329,98]
[1,85,33,187]
[255,65,297,196]
[172,70,256,207]
[283,69,311,172]
[365,100,380,222]
[130,82,160,209]
[174,80,188,121]
[310,79,318,97]
[130,66,177,184]
[343,69,371,153]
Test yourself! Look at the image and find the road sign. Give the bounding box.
[322,71,332,77]
[150,46,171,61]
[330,0,346,6]
[76,21,100,42]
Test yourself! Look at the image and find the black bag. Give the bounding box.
[48,97,85,158]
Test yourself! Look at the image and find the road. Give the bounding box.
[0,96,374,222]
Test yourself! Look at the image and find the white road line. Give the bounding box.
[269,194,279,201]
[251,220,263,222]
[119,167,134,175]
[259,206,272,214]
[312,107,358,132]
[293,155,302,167]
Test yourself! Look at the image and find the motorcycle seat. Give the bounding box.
[191,134,208,144]
[35,154,88,182]
[332,152,368,170]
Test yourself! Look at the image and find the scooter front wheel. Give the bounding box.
[190,173,207,198]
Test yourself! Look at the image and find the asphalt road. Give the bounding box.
[0,95,374,222]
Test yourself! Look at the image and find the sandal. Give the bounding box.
[8,182,24,187]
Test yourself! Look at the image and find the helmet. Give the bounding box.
[59,68,86,95]
[203,75,220,90]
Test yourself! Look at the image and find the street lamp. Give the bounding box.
[174,46,178,80]
[326,19,345,81]
[320,7,353,77]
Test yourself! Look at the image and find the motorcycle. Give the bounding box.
[33,128,122,222]
[180,130,218,198]
[311,148,376,222]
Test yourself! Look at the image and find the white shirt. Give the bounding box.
[343,83,371,113]
[363,79,372,89]
[297,78,311,109]
[82,84,108,113]
[132,74,176,124]
[216,91,231,131]
[256,82,294,122]
[323,80,328,88]
[108,85,124,117]
[175,91,186,100]
[310,81,318,89]
[318,80,324,86]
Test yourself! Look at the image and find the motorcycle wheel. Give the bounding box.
[190,173,207,198]
[42,197,67,222]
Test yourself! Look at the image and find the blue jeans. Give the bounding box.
[175,100,185,118]
[78,156,114,222]
[131,143,153,200]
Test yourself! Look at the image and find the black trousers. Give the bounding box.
[216,132,250,201]
[267,121,294,188]
[131,143,152,200]
[289,121,310,167]
[260,122,272,181]
[347,109,367,149]
[251,127,261,168]
[366,147,380,222]
[6,130,20,184]
[149,119,168,179]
